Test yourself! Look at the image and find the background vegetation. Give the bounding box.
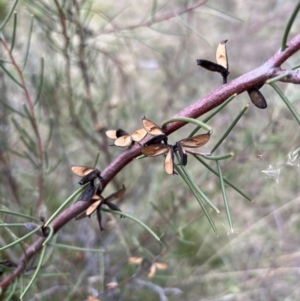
[0,0,300,300]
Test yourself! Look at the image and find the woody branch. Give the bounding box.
[1,33,300,293]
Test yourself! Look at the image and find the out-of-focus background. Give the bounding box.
[1,0,300,300]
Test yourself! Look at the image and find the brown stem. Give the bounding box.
[101,34,300,186]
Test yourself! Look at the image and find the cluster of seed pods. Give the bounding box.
[197,40,267,108]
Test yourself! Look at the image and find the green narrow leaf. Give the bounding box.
[281,0,300,51]
[10,11,17,52]
[202,5,244,22]
[22,103,33,120]
[23,151,39,168]
[216,161,233,233]
[132,236,157,259]
[19,243,47,300]
[151,0,158,21]
[211,104,249,154]
[141,0,172,23]
[178,213,204,245]
[51,243,104,252]
[0,226,41,251]
[11,117,38,156]
[93,152,100,168]
[292,63,300,70]
[44,183,90,227]
[0,97,26,117]
[266,72,289,84]
[3,276,18,301]
[269,82,300,125]
[174,157,218,234]
[189,94,237,137]
[4,146,27,158]
[162,116,212,132]
[22,16,34,71]
[44,150,49,171]
[150,201,174,229]
[200,152,234,161]
[34,57,44,105]
[98,251,104,293]
[0,62,23,88]
[0,223,26,227]
[174,12,210,46]
[102,208,161,242]
[176,162,219,213]
[193,155,252,202]
[64,270,87,301]
[45,118,53,150]
[0,0,19,30]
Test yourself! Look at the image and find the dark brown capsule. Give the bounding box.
[79,169,102,185]
[143,134,168,147]
[248,87,267,109]
[96,204,105,231]
[175,141,188,166]
[197,59,229,84]
[197,60,229,76]
[80,184,96,201]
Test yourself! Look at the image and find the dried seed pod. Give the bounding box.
[143,134,168,147]
[141,144,170,157]
[216,39,228,70]
[179,133,211,148]
[175,141,188,166]
[86,199,102,216]
[148,262,168,278]
[105,184,126,202]
[196,60,229,76]
[80,169,102,185]
[108,129,132,147]
[114,135,133,147]
[164,148,175,175]
[71,166,103,198]
[71,166,102,185]
[196,59,229,84]
[106,202,122,215]
[154,262,168,270]
[83,185,126,230]
[106,130,118,139]
[71,165,95,177]
[106,128,147,147]
[96,204,105,231]
[248,87,267,109]
[128,257,143,264]
[80,184,97,201]
[131,128,148,142]
[142,117,165,136]
[93,177,103,194]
